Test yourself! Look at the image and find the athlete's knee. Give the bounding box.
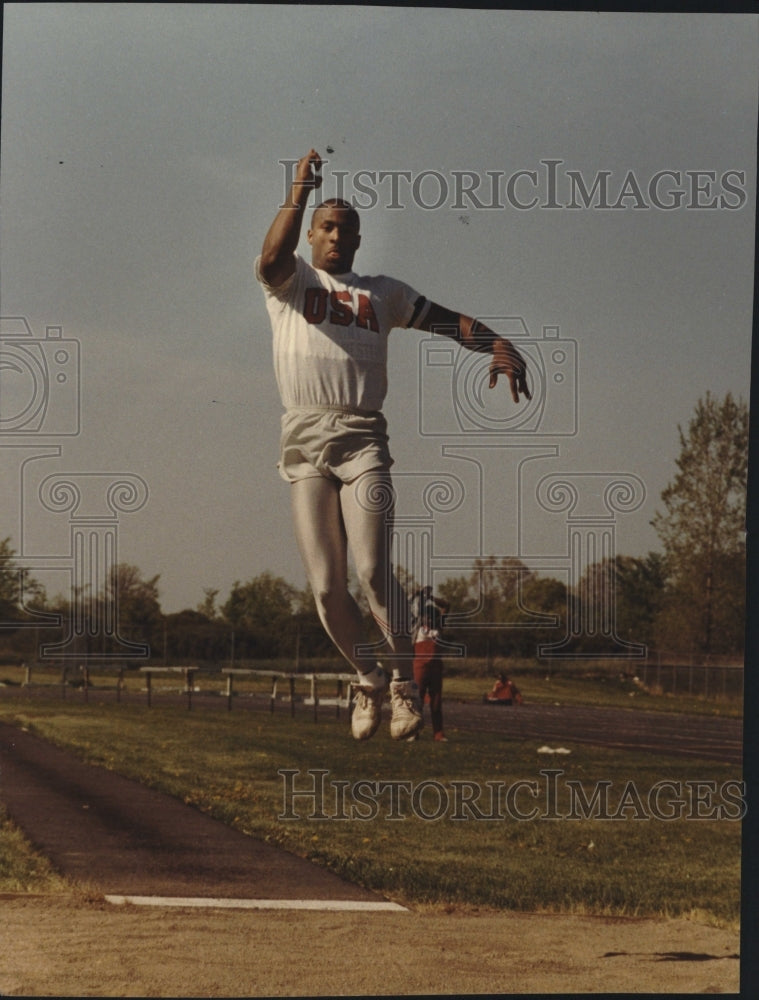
[311,579,352,622]
[353,560,386,604]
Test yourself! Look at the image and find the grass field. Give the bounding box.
[0,678,743,926]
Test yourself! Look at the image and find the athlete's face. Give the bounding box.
[308,206,361,274]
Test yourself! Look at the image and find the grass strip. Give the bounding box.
[0,808,70,894]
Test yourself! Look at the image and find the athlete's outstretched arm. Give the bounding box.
[259,149,322,287]
[413,302,531,404]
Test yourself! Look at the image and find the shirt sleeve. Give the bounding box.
[254,253,299,299]
[407,295,431,329]
[383,276,431,329]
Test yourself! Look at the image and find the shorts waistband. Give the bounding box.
[284,405,383,418]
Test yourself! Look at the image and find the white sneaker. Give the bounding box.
[390,679,423,741]
[351,673,387,741]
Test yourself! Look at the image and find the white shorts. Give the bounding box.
[278,406,394,484]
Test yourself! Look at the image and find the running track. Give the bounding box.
[444,702,743,765]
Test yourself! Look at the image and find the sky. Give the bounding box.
[0,4,756,616]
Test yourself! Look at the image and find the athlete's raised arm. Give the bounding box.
[259,149,322,287]
[413,302,531,404]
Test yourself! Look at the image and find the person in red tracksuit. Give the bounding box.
[410,586,450,742]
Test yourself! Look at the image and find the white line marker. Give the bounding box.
[105,895,408,912]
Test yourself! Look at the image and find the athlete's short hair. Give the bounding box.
[312,198,360,231]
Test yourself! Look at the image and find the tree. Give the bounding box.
[613,553,667,649]
[651,392,748,656]
[104,563,163,651]
[434,557,565,659]
[493,574,566,659]
[222,573,299,658]
[0,537,47,624]
[0,537,23,622]
[163,608,232,663]
[573,553,666,653]
[196,588,220,620]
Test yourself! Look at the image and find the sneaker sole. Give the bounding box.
[390,714,423,741]
[351,686,387,741]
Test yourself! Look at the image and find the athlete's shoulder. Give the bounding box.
[256,252,312,297]
[350,271,411,290]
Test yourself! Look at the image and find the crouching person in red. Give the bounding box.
[485,672,524,705]
[410,586,450,742]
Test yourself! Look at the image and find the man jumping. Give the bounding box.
[255,149,530,741]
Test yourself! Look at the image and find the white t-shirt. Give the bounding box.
[255,253,429,412]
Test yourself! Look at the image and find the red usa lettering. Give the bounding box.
[303,288,379,333]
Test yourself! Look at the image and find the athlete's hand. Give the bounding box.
[489,337,531,403]
[293,149,323,191]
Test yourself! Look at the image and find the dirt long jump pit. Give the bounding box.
[0,724,741,996]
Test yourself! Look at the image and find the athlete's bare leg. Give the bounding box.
[290,476,370,674]
[290,471,413,680]
[339,470,413,675]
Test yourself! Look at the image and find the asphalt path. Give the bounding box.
[0,722,399,906]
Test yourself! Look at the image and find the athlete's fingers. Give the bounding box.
[488,358,530,402]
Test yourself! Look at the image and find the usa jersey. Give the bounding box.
[255,253,429,412]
